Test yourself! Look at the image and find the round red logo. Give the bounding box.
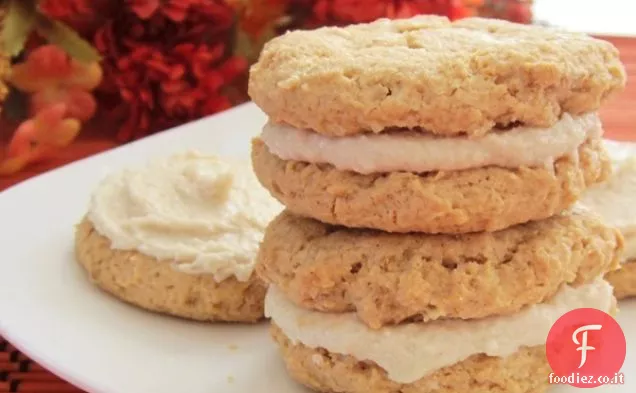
[546,308,626,388]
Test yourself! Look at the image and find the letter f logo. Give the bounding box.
[572,324,603,368]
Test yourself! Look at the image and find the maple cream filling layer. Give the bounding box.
[261,113,602,174]
[579,140,636,263]
[88,152,283,282]
[265,278,614,384]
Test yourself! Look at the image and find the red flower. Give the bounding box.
[305,0,470,26]
[313,0,386,24]
[409,0,470,19]
[40,0,117,37]
[126,0,205,22]
[94,0,246,141]
[39,0,92,19]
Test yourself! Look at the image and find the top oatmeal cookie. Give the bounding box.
[249,16,626,137]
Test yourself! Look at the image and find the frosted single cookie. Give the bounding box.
[75,152,283,322]
[249,16,625,137]
[266,278,615,393]
[580,140,636,298]
[256,209,622,329]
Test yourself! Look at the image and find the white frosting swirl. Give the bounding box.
[88,151,283,282]
[261,112,602,174]
[266,278,614,384]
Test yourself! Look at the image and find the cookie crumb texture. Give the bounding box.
[249,16,625,137]
[257,210,622,329]
[252,138,610,234]
[606,261,636,300]
[271,324,550,393]
[75,217,267,322]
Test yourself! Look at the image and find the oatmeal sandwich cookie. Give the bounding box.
[265,277,616,393]
[250,17,625,138]
[249,16,625,234]
[75,152,282,322]
[257,209,623,329]
[580,140,636,299]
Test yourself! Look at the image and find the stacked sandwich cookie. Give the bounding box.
[250,16,626,393]
[580,140,636,299]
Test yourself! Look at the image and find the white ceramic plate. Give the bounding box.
[0,103,635,393]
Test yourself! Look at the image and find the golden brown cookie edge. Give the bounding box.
[270,323,550,393]
[256,209,622,329]
[251,137,611,234]
[249,16,626,137]
[74,217,267,323]
[606,261,636,300]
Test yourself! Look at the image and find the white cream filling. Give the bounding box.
[88,151,283,282]
[265,279,614,384]
[579,140,636,262]
[261,112,602,174]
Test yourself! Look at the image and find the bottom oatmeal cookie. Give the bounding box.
[75,217,267,322]
[272,324,549,393]
[265,277,616,393]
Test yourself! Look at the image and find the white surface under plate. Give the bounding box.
[0,103,635,393]
[533,0,636,37]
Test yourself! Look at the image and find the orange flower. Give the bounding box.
[10,45,102,121]
[2,45,101,175]
[0,104,81,175]
[233,0,290,40]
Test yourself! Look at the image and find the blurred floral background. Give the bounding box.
[0,0,533,176]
